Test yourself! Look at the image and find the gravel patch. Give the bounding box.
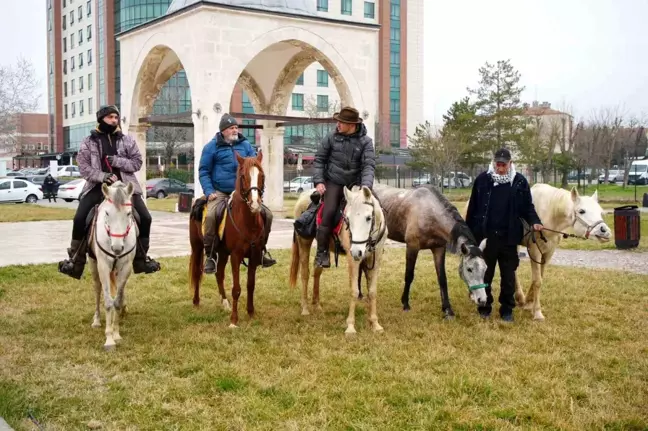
[520,249,648,275]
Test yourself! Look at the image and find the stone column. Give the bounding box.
[129,123,150,199]
[258,121,285,213]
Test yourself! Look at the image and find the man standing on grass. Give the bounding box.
[465,148,543,322]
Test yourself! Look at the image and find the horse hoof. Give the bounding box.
[345,327,357,336]
[533,313,545,321]
[91,321,101,328]
[372,324,384,333]
[402,304,411,311]
[103,344,116,352]
[301,308,310,316]
[228,323,239,329]
[443,313,455,321]
[222,299,231,311]
[113,334,122,342]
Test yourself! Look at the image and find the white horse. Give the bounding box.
[516,184,611,320]
[289,186,388,335]
[88,182,138,350]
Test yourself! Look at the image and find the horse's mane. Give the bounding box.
[420,185,479,253]
[533,184,575,227]
[107,182,129,209]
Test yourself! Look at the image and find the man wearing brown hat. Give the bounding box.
[312,106,377,268]
[198,113,276,274]
[465,147,543,322]
[58,105,161,279]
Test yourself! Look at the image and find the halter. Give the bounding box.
[94,198,136,264]
[573,211,605,239]
[342,199,387,270]
[469,283,488,292]
[238,172,265,210]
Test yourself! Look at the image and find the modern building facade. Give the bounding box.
[0,114,50,169]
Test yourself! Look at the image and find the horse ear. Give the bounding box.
[479,238,487,251]
[235,151,244,165]
[101,183,110,198]
[460,243,469,255]
[126,182,134,196]
[362,185,372,200]
[343,186,351,202]
[591,190,598,202]
[256,150,263,163]
[570,187,579,202]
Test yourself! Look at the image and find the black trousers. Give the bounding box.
[478,233,519,316]
[72,184,152,240]
[320,182,345,229]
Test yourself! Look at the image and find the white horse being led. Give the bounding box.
[516,184,611,320]
[88,182,138,350]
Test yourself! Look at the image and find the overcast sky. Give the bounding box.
[2,0,646,125]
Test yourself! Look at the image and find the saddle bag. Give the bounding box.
[294,193,321,239]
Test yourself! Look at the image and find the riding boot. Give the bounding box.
[315,226,331,268]
[261,248,276,268]
[58,239,87,280]
[133,238,161,274]
[204,233,219,274]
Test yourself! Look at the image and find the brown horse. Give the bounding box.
[188,151,267,327]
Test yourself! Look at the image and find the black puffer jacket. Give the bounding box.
[466,171,542,245]
[313,123,376,189]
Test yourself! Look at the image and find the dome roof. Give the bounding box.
[166,0,316,17]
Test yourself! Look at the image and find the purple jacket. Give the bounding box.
[77,129,143,197]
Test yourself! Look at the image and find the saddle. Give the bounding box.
[316,197,346,236]
[194,195,230,241]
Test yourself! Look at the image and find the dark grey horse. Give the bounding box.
[372,183,488,319]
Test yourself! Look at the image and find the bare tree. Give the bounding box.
[408,121,464,185]
[302,95,340,146]
[518,115,562,182]
[0,58,41,153]
[148,78,191,167]
[590,107,624,183]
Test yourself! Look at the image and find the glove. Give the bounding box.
[103,173,116,184]
[106,155,115,165]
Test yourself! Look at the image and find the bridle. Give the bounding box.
[238,171,265,210]
[94,198,136,265]
[342,199,387,270]
[573,211,605,240]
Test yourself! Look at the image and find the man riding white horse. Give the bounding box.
[198,113,276,273]
[312,106,377,268]
[58,105,161,279]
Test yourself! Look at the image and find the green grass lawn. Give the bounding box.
[1,249,646,430]
[0,204,75,223]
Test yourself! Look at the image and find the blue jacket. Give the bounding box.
[198,132,256,195]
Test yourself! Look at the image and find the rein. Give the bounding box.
[342,200,387,270]
[94,199,136,268]
[226,191,266,268]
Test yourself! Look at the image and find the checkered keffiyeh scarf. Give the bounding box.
[487,162,516,186]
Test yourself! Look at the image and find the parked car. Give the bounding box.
[598,169,623,184]
[145,178,194,199]
[0,178,43,203]
[57,165,81,177]
[57,178,87,201]
[283,176,314,193]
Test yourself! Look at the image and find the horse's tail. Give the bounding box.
[289,230,300,289]
[188,218,204,305]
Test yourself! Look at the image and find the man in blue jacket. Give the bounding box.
[198,114,276,274]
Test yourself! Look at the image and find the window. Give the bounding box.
[64,104,68,119]
[70,33,75,48]
[63,37,67,53]
[79,99,84,116]
[390,4,400,17]
[78,5,82,20]
[296,73,304,85]
[70,11,74,25]
[63,59,67,74]
[291,93,304,111]
[78,29,83,44]
[87,25,92,40]
[88,97,93,113]
[390,75,399,89]
[0,181,10,191]
[71,79,75,95]
[62,15,66,30]
[88,73,93,90]
[317,95,329,112]
[78,53,83,68]
[63,0,66,6]
[87,1,91,15]
[71,102,76,117]
[71,56,75,71]
[14,180,28,189]
[341,0,352,15]
[64,82,68,97]
[79,76,83,91]
[317,0,328,12]
[364,2,375,18]
[390,28,400,41]
[390,124,400,147]
[317,70,328,87]
[390,52,400,66]
[87,49,92,65]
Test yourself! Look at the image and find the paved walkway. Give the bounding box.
[1,208,646,275]
[0,418,13,431]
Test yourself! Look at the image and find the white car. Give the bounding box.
[283,176,314,193]
[57,178,87,202]
[0,178,44,204]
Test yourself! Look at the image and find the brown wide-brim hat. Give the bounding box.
[333,107,362,124]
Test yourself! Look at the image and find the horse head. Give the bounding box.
[570,187,611,242]
[235,151,265,214]
[101,181,135,255]
[342,185,385,261]
[458,239,489,305]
